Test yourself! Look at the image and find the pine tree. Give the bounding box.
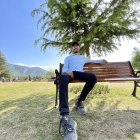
[32,0,140,57]
[0,51,9,78]
[132,47,140,70]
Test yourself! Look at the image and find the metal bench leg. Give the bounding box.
[55,83,59,108]
[132,81,137,97]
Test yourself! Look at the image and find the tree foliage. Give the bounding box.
[46,69,55,79]
[0,51,9,78]
[132,47,140,70]
[32,0,140,56]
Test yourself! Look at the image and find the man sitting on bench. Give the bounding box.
[59,42,107,140]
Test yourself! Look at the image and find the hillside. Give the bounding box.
[8,64,47,77]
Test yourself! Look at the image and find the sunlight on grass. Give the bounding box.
[0,106,17,115]
[0,82,54,102]
[43,103,55,112]
[134,133,140,140]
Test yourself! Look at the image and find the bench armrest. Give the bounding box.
[55,69,59,75]
[54,69,61,84]
[135,70,140,77]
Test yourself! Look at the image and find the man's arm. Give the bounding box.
[84,56,107,64]
[62,57,69,73]
[91,59,107,63]
[62,57,74,78]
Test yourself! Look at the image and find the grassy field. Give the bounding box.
[0,82,140,140]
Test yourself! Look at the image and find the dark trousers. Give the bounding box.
[59,71,97,116]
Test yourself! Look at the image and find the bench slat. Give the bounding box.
[84,64,130,69]
[84,62,130,65]
[59,62,136,81]
[84,66,130,69]
[84,70,132,74]
[104,77,140,81]
[84,72,133,77]
[69,77,140,83]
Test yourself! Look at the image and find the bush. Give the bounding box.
[69,84,109,95]
[69,85,83,94]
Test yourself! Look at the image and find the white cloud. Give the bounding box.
[14,63,29,67]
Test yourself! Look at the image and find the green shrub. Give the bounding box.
[69,85,83,94]
[69,84,109,95]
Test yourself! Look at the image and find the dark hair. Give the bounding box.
[71,42,80,46]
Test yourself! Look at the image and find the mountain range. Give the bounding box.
[8,64,47,77]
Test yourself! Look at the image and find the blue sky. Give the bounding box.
[0,0,139,70]
[0,0,67,69]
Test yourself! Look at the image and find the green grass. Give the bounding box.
[0,82,140,140]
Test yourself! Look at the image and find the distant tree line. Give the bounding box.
[9,69,55,82]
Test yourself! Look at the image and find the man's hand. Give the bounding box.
[85,59,108,65]
[102,59,108,63]
[66,70,74,78]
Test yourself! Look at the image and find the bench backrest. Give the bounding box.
[59,61,135,82]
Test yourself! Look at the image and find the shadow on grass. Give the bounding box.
[0,93,140,140]
[70,97,140,140]
[0,93,61,140]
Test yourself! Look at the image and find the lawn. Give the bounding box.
[0,82,140,140]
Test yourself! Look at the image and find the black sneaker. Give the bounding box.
[59,115,78,140]
[75,97,86,115]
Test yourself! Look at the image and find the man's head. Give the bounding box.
[71,42,80,54]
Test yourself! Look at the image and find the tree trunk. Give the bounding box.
[84,24,91,59]
[86,47,90,58]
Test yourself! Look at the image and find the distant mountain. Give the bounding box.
[8,64,47,77]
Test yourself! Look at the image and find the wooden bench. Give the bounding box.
[54,61,140,107]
